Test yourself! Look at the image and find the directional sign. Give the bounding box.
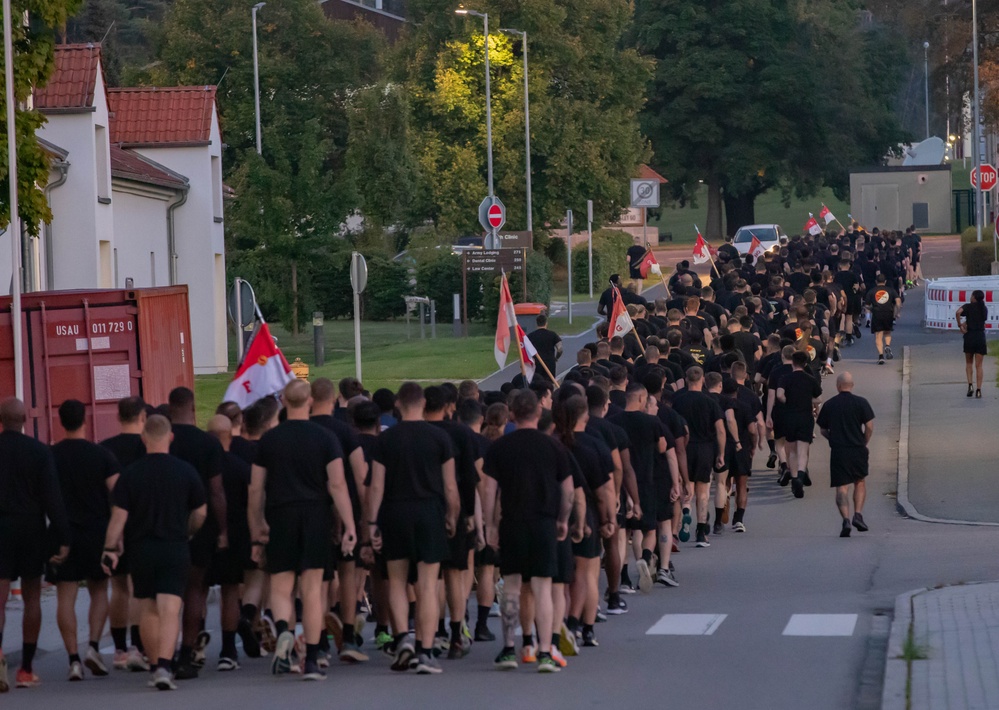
[227,278,257,328]
[350,252,368,294]
[630,178,660,208]
[478,195,507,233]
[971,164,998,191]
[463,248,526,274]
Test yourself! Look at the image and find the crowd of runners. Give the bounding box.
[0,222,910,690]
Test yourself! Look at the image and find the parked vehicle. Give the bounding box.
[732,224,788,255]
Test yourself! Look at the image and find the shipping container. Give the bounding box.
[0,286,194,443]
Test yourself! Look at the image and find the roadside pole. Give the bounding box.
[587,199,594,298]
[567,209,573,325]
[350,252,367,382]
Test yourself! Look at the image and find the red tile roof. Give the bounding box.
[110,145,188,189]
[637,164,668,184]
[108,86,218,147]
[35,43,102,112]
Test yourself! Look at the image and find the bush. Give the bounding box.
[961,225,996,245]
[309,249,354,320]
[481,251,554,324]
[537,233,567,267]
[570,229,635,294]
[311,250,412,320]
[415,251,483,322]
[962,242,995,276]
[363,256,411,320]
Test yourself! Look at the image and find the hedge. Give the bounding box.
[415,251,484,322]
[311,251,412,320]
[961,225,996,245]
[962,242,995,276]
[570,229,635,294]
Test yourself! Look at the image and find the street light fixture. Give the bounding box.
[252,2,266,156]
[923,41,930,140]
[500,27,533,235]
[455,6,497,246]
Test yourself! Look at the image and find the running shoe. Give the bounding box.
[606,596,628,615]
[340,642,369,663]
[695,530,710,548]
[390,639,416,672]
[325,611,344,652]
[656,568,679,587]
[461,622,473,643]
[415,654,443,675]
[112,650,128,671]
[559,623,579,657]
[551,648,568,668]
[537,654,560,673]
[257,615,278,654]
[494,648,518,670]
[173,655,199,680]
[521,645,537,664]
[778,465,791,487]
[489,601,500,618]
[840,519,851,538]
[733,521,746,533]
[432,634,449,657]
[885,345,894,360]
[679,507,692,542]
[15,669,41,688]
[766,452,777,469]
[126,647,149,672]
[791,477,804,499]
[636,558,653,594]
[852,513,869,532]
[619,581,637,594]
[217,657,239,672]
[148,667,176,691]
[712,521,723,536]
[318,651,330,669]
[374,630,394,651]
[0,651,8,693]
[582,629,598,647]
[474,625,495,642]
[302,661,326,681]
[84,646,109,677]
[271,630,295,675]
[237,616,261,658]
[799,469,812,486]
[68,661,84,682]
[878,356,885,366]
[446,636,471,660]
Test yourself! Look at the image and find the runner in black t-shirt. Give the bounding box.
[864,274,900,364]
[834,260,862,345]
[49,400,119,680]
[167,387,227,680]
[776,351,822,499]
[730,361,764,532]
[766,345,795,485]
[100,395,150,671]
[367,382,458,676]
[0,397,69,691]
[817,373,875,537]
[249,379,356,682]
[482,389,573,674]
[102,414,207,691]
[310,378,370,664]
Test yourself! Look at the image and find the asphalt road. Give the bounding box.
[6,236,999,709]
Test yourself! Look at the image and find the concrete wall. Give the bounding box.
[110,182,174,289]
[849,166,952,233]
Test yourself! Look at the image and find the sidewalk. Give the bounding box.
[903,342,999,524]
[883,582,999,710]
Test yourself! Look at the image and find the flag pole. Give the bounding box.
[645,241,671,298]
[631,327,646,351]
[535,353,559,388]
[505,272,528,383]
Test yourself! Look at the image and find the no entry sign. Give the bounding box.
[478,195,506,235]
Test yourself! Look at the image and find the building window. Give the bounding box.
[212,156,223,222]
[95,126,110,202]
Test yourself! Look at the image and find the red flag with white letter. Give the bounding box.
[495,273,517,370]
[749,235,766,261]
[819,205,836,225]
[804,214,823,236]
[609,284,635,339]
[638,249,658,278]
[515,323,537,383]
[692,232,713,265]
[224,322,295,408]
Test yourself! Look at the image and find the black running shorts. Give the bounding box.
[553,537,575,585]
[829,447,869,488]
[0,517,47,581]
[871,312,894,333]
[46,524,107,583]
[686,441,716,484]
[653,477,674,522]
[265,502,333,574]
[130,539,190,599]
[379,499,449,565]
[782,414,815,444]
[635,481,657,532]
[442,522,475,571]
[727,445,753,478]
[498,518,557,580]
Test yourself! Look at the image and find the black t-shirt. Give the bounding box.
[627,245,647,278]
[730,331,761,370]
[834,270,860,298]
[865,286,898,316]
[572,432,613,515]
[357,432,379,486]
[964,301,988,332]
[817,392,875,448]
[724,394,755,447]
[483,428,571,522]
[0,431,70,543]
[672,390,723,443]
[609,410,663,486]
[221,451,251,548]
[52,439,119,529]
[113,453,206,544]
[788,272,811,295]
[657,403,689,442]
[255,420,343,510]
[529,328,562,377]
[230,436,258,466]
[757,352,780,384]
[651,418,676,484]
[371,421,454,504]
[586,414,629,456]
[429,420,480,516]
[778,370,822,415]
[311,414,363,509]
[170,424,223,488]
[100,433,146,468]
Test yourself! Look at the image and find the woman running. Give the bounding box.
[956,289,988,398]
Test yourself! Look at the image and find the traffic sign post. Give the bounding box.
[350,252,367,382]
[566,209,573,325]
[227,277,258,362]
[631,178,661,250]
[478,195,506,248]
[971,164,998,191]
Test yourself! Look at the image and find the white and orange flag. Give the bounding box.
[224,322,295,408]
[819,205,836,225]
[515,323,537,383]
[804,213,823,236]
[749,234,766,261]
[494,272,517,370]
[692,226,713,264]
[609,284,635,339]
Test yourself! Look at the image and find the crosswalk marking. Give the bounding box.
[646,614,727,635]
[782,614,858,637]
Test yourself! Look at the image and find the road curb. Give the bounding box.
[881,586,924,710]
[896,346,999,527]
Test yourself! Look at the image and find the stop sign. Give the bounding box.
[487,203,504,228]
[971,164,998,191]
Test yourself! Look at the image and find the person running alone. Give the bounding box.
[957,290,988,398]
[817,373,874,537]
[101,414,207,691]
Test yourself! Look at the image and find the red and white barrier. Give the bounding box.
[924,276,999,329]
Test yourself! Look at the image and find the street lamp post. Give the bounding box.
[923,41,930,140]
[972,0,983,242]
[456,7,497,247]
[500,27,532,235]
[252,2,266,156]
[3,0,23,400]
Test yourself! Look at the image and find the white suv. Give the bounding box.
[732,224,788,256]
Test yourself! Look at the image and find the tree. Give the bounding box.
[65,0,122,85]
[399,0,651,237]
[635,0,908,236]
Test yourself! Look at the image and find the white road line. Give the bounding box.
[782,614,858,637]
[646,613,727,635]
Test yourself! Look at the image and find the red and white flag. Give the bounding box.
[819,205,836,225]
[638,249,659,278]
[494,273,517,370]
[749,235,766,261]
[223,322,295,408]
[692,229,713,265]
[609,284,635,339]
[515,323,537,383]
[804,214,823,236]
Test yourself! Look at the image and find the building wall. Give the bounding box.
[110,182,174,289]
[133,118,227,374]
[849,166,953,234]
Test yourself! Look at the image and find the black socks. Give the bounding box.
[111,627,127,652]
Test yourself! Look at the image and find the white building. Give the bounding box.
[18,43,228,375]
